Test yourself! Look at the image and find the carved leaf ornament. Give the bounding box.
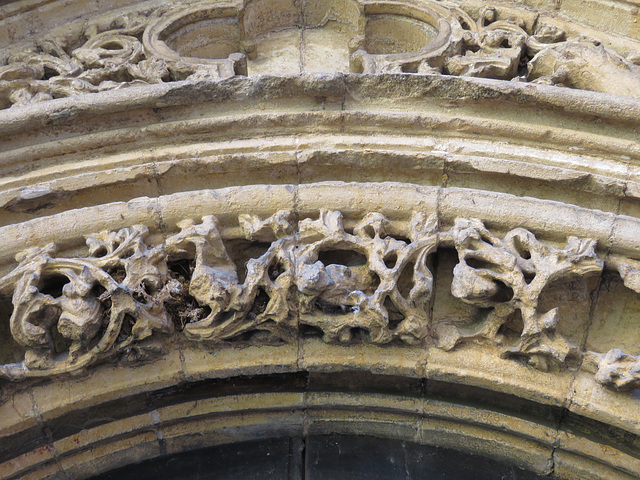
[446,218,603,371]
[1,226,175,379]
[1,0,639,109]
[0,210,639,392]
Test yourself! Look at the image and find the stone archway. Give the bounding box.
[0,1,639,479]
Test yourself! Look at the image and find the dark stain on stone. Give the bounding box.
[3,185,72,213]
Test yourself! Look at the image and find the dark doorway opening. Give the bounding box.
[91,434,548,480]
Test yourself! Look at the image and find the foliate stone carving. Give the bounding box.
[165,210,436,345]
[1,211,639,391]
[0,210,437,380]
[142,2,247,80]
[604,256,640,295]
[595,349,640,391]
[0,226,176,380]
[0,11,172,108]
[442,8,528,80]
[526,28,640,98]
[165,213,297,344]
[295,211,437,344]
[354,4,640,99]
[1,0,639,109]
[439,219,603,371]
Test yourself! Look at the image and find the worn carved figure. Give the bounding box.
[441,218,603,371]
[165,210,437,345]
[0,225,175,380]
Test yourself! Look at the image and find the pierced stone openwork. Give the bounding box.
[1,209,638,392]
[1,0,640,477]
[1,0,640,109]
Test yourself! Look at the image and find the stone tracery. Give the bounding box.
[1,0,640,109]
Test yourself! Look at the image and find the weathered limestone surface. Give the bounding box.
[0,0,639,479]
[1,204,638,392]
[1,0,640,109]
[1,183,640,478]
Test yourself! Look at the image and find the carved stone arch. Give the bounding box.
[1,0,640,478]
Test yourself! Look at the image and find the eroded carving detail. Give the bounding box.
[0,226,176,380]
[443,8,528,80]
[595,349,640,391]
[440,218,603,371]
[166,213,298,344]
[166,210,437,345]
[590,257,640,390]
[1,211,638,391]
[1,0,639,109]
[0,11,173,108]
[526,26,640,98]
[0,210,438,380]
[356,5,640,99]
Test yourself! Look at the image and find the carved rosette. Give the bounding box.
[0,210,638,391]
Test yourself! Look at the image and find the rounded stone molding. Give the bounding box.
[0,74,639,233]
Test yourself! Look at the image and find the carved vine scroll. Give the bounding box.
[164,211,437,345]
[1,0,639,109]
[0,226,176,379]
[0,211,638,391]
[440,218,603,371]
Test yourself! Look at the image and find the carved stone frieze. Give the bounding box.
[1,0,639,110]
[0,210,638,391]
[166,210,436,345]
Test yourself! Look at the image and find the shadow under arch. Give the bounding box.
[7,369,637,479]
